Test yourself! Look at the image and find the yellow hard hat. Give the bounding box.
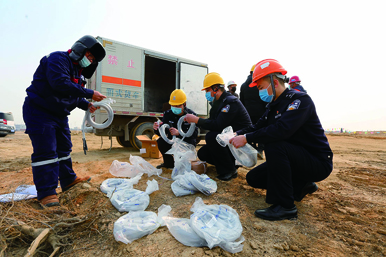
[202,72,224,91]
[169,89,187,105]
[251,64,256,72]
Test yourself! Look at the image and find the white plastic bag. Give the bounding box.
[186,172,217,196]
[100,174,143,197]
[113,204,172,244]
[165,138,197,179]
[110,179,159,212]
[216,126,257,168]
[171,171,217,197]
[190,197,244,252]
[109,160,141,177]
[162,217,207,247]
[109,156,162,178]
[130,155,162,177]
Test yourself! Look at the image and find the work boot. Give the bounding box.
[63,176,91,192]
[294,182,318,202]
[216,171,238,181]
[40,195,60,207]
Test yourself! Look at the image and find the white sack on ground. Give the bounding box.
[190,197,244,253]
[113,204,172,244]
[110,179,159,212]
[162,217,207,247]
[171,171,217,197]
[109,155,162,178]
[100,174,143,197]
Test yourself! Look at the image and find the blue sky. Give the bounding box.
[1,0,385,131]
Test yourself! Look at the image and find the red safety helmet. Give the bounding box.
[289,76,301,84]
[249,59,287,87]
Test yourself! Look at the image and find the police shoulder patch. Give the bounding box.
[287,99,301,111]
[221,104,230,113]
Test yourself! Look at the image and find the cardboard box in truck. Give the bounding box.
[87,37,209,150]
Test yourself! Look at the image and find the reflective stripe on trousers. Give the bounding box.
[31,155,72,167]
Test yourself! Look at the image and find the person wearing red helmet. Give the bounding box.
[289,76,307,93]
[230,59,333,221]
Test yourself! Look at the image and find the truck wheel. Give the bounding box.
[130,122,155,150]
[116,136,132,147]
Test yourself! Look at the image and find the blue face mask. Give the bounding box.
[79,55,91,68]
[205,91,214,102]
[171,107,182,115]
[259,84,274,103]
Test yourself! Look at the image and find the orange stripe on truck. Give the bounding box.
[123,79,141,87]
[102,76,141,87]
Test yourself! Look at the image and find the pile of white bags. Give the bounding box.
[216,126,257,168]
[163,197,244,253]
[109,179,159,212]
[171,171,217,197]
[109,155,162,178]
[114,204,172,244]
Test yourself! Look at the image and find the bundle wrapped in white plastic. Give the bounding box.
[190,197,245,253]
[162,217,207,247]
[110,179,159,212]
[216,126,257,168]
[109,155,162,178]
[114,204,172,244]
[171,171,217,197]
[130,155,162,177]
[100,174,143,197]
[165,138,197,180]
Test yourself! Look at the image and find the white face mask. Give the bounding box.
[79,55,91,68]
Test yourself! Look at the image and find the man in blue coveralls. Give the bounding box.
[230,59,333,221]
[23,35,106,207]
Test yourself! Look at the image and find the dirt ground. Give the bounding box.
[0,131,385,256]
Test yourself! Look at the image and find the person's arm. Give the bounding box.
[245,96,314,144]
[196,102,239,131]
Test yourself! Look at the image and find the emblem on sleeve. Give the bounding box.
[221,104,230,113]
[287,99,301,111]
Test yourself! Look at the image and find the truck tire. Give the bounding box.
[130,122,155,150]
[116,136,132,147]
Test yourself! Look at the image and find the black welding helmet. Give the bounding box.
[69,35,106,63]
[69,35,106,78]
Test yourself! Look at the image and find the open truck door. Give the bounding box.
[179,62,209,140]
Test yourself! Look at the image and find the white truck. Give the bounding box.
[87,37,209,149]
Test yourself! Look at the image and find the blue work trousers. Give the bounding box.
[197,131,236,176]
[246,141,333,208]
[23,100,77,200]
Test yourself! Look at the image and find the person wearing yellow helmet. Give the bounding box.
[153,89,198,169]
[184,72,252,181]
[229,59,333,221]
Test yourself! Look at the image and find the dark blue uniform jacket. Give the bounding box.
[197,92,252,132]
[155,107,199,146]
[236,89,332,157]
[292,85,307,93]
[239,74,267,122]
[25,51,94,117]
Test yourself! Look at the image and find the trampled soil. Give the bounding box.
[0,131,385,256]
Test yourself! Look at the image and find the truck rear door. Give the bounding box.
[179,63,208,116]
